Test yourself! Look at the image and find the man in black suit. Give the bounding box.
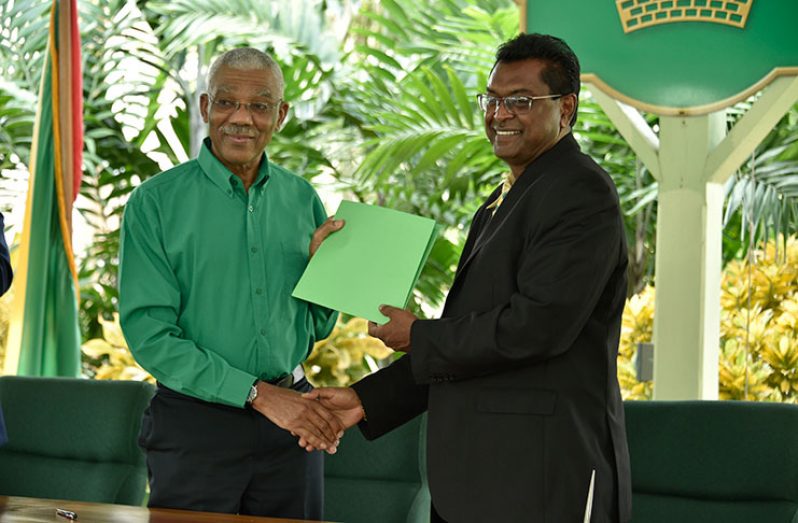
[0,211,12,296]
[308,33,631,522]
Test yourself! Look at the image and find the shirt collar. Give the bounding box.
[197,137,271,194]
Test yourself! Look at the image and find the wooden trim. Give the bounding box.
[582,67,798,116]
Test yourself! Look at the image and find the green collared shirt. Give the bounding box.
[119,139,337,407]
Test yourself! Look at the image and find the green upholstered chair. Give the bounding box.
[0,376,154,505]
[624,400,798,523]
[325,413,430,523]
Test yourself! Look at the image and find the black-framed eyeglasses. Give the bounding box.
[476,93,564,115]
[208,95,282,117]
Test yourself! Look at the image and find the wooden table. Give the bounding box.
[0,496,336,523]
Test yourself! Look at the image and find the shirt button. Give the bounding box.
[260,328,267,336]
[255,288,263,295]
[251,247,258,254]
[248,205,254,213]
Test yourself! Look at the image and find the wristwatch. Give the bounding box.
[246,381,259,405]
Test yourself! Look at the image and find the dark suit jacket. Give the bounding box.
[0,212,12,296]
[353,134,631,523]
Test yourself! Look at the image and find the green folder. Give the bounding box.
[292,200,438,324]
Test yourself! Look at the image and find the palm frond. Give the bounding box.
[147,0,349,65]
[723,116,798,256]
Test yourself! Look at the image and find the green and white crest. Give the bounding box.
[525,0,798,114]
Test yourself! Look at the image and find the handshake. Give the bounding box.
[253,304,418,453]
[248,382,364,454]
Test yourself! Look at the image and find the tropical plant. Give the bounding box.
[619,235,798,402]
[81,312,153,381]
[719,236,798,400]
[723,103,798,260]
[304,316,395,387]
[617,285,655,400]
[0,0,48,175]
[0,290,11,368]
[76,0,165,340]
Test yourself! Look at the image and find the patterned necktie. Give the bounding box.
[486,172,516,215]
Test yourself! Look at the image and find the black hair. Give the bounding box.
[494,33,580,126]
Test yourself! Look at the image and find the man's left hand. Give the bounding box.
[368,305,417,352]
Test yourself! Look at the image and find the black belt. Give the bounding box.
[266,365,305,388]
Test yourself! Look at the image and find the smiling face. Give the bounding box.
[484,58,576,178]
[200,65,288,181]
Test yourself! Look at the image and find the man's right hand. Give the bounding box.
[299,387,366,450]
[251,382,344,453]
[309,217,345,259]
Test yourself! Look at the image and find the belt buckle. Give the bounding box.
[273,373,294,388]
[268,365,304,389]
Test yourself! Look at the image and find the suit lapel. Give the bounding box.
[454,167,544,280]
[463,192,500,264]
[443,192,496,314]
[448,134,580,293]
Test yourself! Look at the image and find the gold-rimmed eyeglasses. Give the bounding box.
[476,94,564,115]
[208,96,282,117]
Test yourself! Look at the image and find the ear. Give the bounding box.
[274,101,290,131]
[559,93,577,129]
[199,93,210,123]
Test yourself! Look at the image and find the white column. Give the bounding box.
[652,113,726,399]
[587,79,798,400]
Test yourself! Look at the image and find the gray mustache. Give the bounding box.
[221,125,256,137]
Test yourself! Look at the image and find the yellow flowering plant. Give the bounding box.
[303,316,395,387]
[619,236,798,402]
[81,313,153,382]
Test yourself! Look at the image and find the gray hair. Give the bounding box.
[207,48,285,94]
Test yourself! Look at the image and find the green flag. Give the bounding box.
[5,0,83,377]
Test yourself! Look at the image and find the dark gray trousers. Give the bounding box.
[138,380,323,519]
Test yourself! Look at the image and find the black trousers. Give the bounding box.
[431,501,448,523]
[138,380,323,519]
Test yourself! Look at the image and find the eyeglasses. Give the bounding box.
[208,96,282,117]
[476,94,564,115]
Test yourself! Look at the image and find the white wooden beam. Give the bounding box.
[586,85,661,180]
[706,75,798,184]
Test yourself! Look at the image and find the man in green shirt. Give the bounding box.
[119,48,343,519]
